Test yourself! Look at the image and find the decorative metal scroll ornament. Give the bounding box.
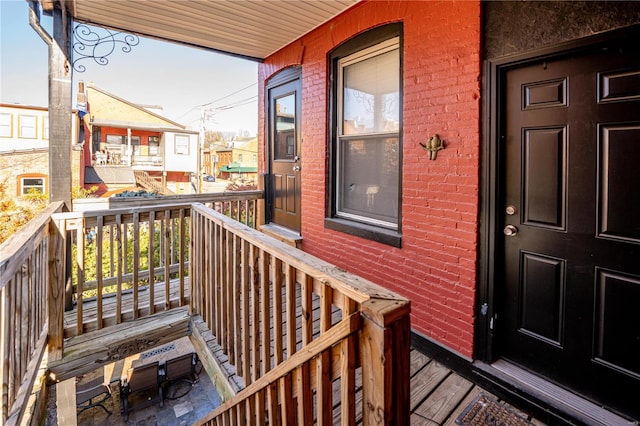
[72,24,140,73]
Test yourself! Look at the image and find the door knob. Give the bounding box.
[503,225,518,237]
[293,165,301,172]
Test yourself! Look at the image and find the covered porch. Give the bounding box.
[1,192,411,425]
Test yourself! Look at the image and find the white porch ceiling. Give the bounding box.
[65,0,360,61]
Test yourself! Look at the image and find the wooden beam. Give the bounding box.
[55,378,77,426]
[49,1,73,209]
[48,307,190,382]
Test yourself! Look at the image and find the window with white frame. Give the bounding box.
[19,115,37,138]
[327,25,402,245]
[21,177,45,195]
[175,135,190,155]
[0,113,12,137]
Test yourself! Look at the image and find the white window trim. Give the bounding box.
[20,177,46,195]
[19,114,37,139]
[0,113,12,137]
[174,134,190,155]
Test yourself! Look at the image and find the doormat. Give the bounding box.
[456,393,532,426]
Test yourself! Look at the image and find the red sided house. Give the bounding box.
[256,3,640,422]
[81,83,199,196]
[44,1,640,423]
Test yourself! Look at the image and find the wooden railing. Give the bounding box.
[0,191,262,425]
[0,202,64,426]
[190,204,411,425]
[51,192,262,340]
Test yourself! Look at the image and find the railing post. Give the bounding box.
[48,218,66,361]
[359,298,411,425]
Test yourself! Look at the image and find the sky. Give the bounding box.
[0,0,258,135]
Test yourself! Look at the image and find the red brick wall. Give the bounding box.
[259,1,481,357]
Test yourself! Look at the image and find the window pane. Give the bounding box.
[0,113,11,137]
[19,115,37,138]
[106,135,123,144]
[338,137,399,225]
[275,93,295,160]
[23,178,44,186]
[343,49,399,135]
[175,135,189,155]
[21,178,44,194]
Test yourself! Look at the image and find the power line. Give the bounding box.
[174,82,257,120]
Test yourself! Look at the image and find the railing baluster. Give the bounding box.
[164,209,171,311]
[241,238,250,383]
[250,244,260,383]
[215,221,223,344]
[116,214,123,323]
[148,210,156,315]
[76,219,85,335]
[260,250,271,376]
[133,211,140,319]
[232,234,242,374]
[272,258,283,365]
[316,284,333,426]
[301,274,313,346]
[285,264,297,359]
[296,362,312,424]
[224,228,232,358]
[179,208,186,306]
[96,215,104,329]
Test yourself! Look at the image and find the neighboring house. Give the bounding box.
[82,83,199,195]
[218,137,258,183]
[204,142,232,178]
[0,103,80,197]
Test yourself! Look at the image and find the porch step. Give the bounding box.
[486,360,635,426]
[49,307,190,382]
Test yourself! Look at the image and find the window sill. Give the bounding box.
[324,218,401,248]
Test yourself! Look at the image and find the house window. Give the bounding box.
[42,115,49,139]
[19,115,37,138]
[149,136,160,155]
[238,154,244,162]
[175,135,190,155]
[20,177,45,195]
[106,134,123,144]
[326,24,402,246]
[0,113,11,137]
[131,136,141,155]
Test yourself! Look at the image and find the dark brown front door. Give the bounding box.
[267,72,301,233]
[500,39,640,419]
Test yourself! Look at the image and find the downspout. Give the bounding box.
[28,1,52,45]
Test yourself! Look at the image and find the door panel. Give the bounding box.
[500,39,640,419]
[268,76,301,232]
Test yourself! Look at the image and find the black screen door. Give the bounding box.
[499,40,640,419]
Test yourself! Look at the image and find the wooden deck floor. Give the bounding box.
[408,348,545,425]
